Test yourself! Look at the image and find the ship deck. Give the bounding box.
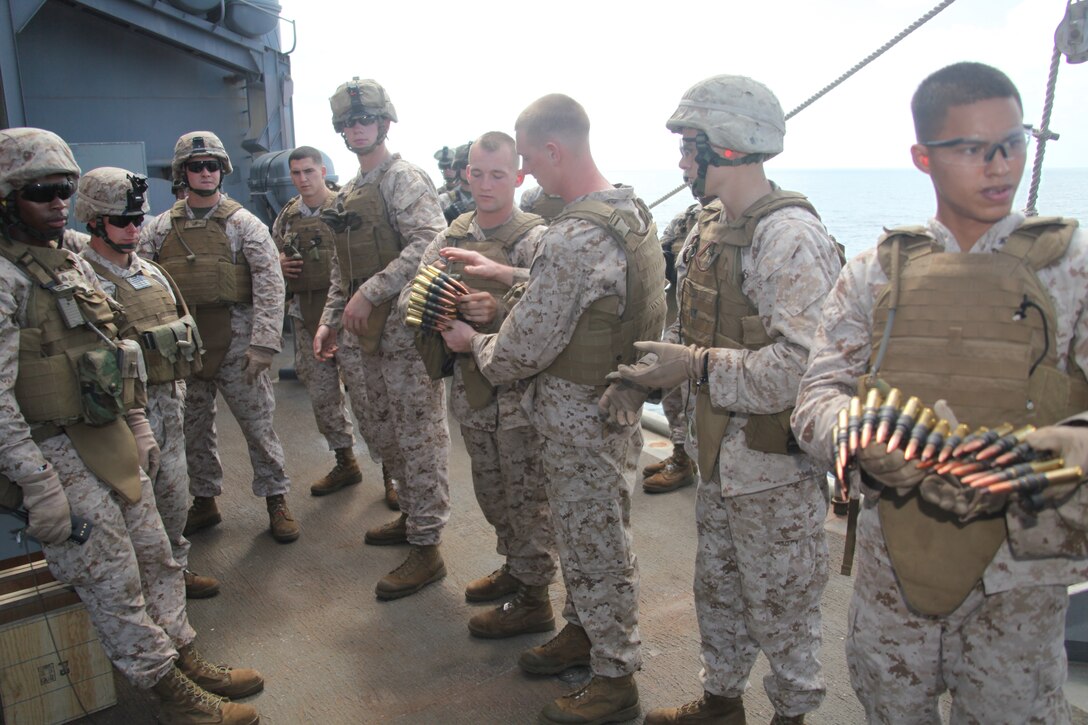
[76,341,1088,724]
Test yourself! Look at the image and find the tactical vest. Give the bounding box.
[0,236,143,503]
[445,210,545,408]
[158,198,252,307]
[544,198,666,386]
[527,192,566,223]
[86,258,203,385]
[679,189,819,474]
[866,216,1088,616]
[280,195,337,331]
[333,171,404,352]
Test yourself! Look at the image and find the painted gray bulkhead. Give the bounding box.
[0,0,295,224]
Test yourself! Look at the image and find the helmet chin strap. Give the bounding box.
[1,195,62,243]
[341,120,390,155]
[692,131,764,197]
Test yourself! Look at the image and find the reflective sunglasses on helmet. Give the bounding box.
[185,159,221,173]
[20,179,76,203]
[107,214,145,228]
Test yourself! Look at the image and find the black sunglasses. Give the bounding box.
[186,160,221,173]
[20,180,76,203]
[107,214,145,228]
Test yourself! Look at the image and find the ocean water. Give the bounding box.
[603,167,1088,260]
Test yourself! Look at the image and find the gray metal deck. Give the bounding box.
[73,342,1088,724]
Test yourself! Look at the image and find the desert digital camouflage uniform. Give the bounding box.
[321,154,449,545]
[60,227,90,253]
[81,246,192,570]
[271,194,357,455]
[140,196,290,498]
[668,202,838,716]
[0,250,194,689]
[410,215,556,585]
[659,202,701,450]
[471,185,649,677]
[518,185,565,223]
[792,213,1088,724]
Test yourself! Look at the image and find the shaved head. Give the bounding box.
[515,94,590,149]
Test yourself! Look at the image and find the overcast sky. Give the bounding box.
[277,0,1086,187]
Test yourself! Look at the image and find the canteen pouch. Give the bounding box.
[76,348,125,426]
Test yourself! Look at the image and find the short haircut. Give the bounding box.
[911,62,1023,141]
[515,94,590,146]
[472,131,518,168]
[289,145,325,166]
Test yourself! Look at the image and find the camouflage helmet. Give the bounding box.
[0,127,80,197]
[172,131,233,184]
[75,167,150,224]
[330,78,398,132]
[666,75,785,156]
[452,142,472,170]
[434,146,455,170]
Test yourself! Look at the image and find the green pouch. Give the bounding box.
[76,348,125,425]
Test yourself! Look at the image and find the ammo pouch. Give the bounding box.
[77,343,144,426]
[141,313,204,384]
[353,292,393,355]
[414,328,454,381]
[460,358,496,410]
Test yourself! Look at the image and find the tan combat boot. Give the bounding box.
[375,544,446,600]
[310,447,362,496]
[176,643,264,699]
[464,563,520,602]
[539,674,640,724]
[468,583,555,639]
[184,569,220,599]
[518,622,591,674]
[183,496,221,536]
[364,513,408,546]
[265,494,300,543]
[382,464,400,511]
[642,456,669,477]
[643,447,695,494]
[644,691,746,724]
[152,664,259,725]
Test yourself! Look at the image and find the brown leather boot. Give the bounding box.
[518,622,591,674]
[375,544,446,600]
[464,564,520,602]
[539,674,640,724]
[769,714,803,725]
[642,455,670,477]
[364,513,408,546]
[152,664,259,725]
[310,447,362,496]
[644,691,746,724]
[176,643,264,699]
[265,494,300,543]
[382,464,400,511]
[183,496,221,536]
[184,570,220,599]
[643,447,695,493]
[468,583,555,639]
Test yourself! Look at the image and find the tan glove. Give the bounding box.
[125,409,160,481]
[20,464,71,545]
[242,345,276,385]
[598,372,649,427]
[856,441,927,490]
[1025,425,1088,474]
[616,341,708,391]
[919,472,1008,521]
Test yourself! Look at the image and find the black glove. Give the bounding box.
[320,208,362,233]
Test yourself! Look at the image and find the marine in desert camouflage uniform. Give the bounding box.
[140,130,298,544]
[76,166,220,599]
[313,78,449,600]
[272,145,393,506]
[443,95,665,725]
[612,76,840,725]
[408,131,557,638]
[0,128,262,725]
[793,62,1088,725]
